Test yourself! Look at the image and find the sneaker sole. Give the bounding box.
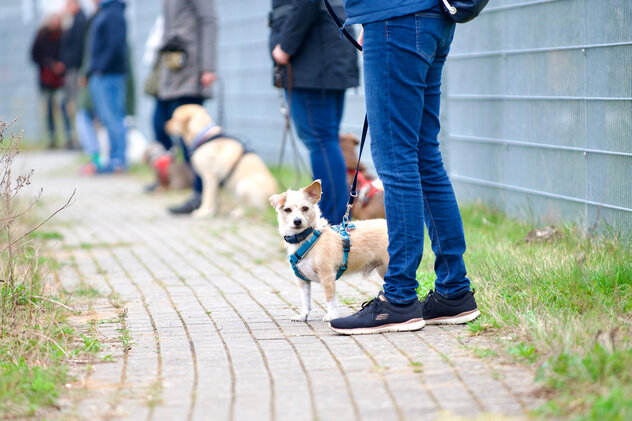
[424,309,481,325]
[328,318,426,335]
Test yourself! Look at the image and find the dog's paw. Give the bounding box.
[291,313,309,322]
[191,208,212,218]
[322,312,338,322]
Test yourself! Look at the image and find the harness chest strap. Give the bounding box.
[189,124,251,188]
[288,223,355,282]
[289,229,322,282]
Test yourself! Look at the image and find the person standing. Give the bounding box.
[87,0,128,173]
[159,0,218,213]
[269,0,358,225]
[31,13,71,149]
[329,1,480,334]
[60,0,87,149]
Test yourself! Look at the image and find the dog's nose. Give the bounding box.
[293,218,302,227]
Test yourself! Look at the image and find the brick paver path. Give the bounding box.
[20,152,540,420]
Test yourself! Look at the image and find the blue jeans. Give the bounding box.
[288,88,348,225]
[89,74,127,169]
[153,97,204,194]
[76,108,99,156]
[363,12,470,303]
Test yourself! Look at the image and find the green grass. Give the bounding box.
[28,231,64,240]
[415,201,632,419]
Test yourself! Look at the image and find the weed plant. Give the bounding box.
[0,122,93,417]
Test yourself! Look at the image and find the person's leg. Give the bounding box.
[363,14,433,305]
[90,74,127,170]
[288,88,348,225]
[45,89,56,148]
[153,99,173,150]
[416,23,470,299]
[61,72,75,148]
[76,108,100,159]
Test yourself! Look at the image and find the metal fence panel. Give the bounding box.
[445,0,632,233]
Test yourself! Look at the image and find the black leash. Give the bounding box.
[322,0,363,52]
[323,0,368,222]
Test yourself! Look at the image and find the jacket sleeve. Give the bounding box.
[278,0,320,57]
[31,31,46,67]
[191,0,218,73]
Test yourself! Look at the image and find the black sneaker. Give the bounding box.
[329,291,425,335]
[168,193,201,214]
[421,290,480,325]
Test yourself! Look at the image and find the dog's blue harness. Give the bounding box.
[287,223,355,282]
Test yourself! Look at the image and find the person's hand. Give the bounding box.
[272,44,290,65]
[52,61,65,75]
[200,71,217,88]
[358,27,364,51]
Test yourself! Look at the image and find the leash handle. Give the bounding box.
[323,0,363,52]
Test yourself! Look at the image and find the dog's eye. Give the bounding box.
[283,208,292,213]
[301,206,309,212]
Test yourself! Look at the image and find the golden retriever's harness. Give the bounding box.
[286,223,355,282]
[189,123,252,188]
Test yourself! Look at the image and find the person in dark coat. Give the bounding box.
[269,0,359,224]
[87,0,128,173]
[31,13,72,149]
[60,0,88,149]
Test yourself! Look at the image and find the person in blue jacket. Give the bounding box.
[87,0,128,173]
[329,0,481,334]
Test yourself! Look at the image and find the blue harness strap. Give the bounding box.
[288,223,355,282]
[289,229,322,282]
[189,123,218,152]
[331,222,355,280]
[189,125,253,188]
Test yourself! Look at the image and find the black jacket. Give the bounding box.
[61,10,87,70]
[269,0,359,90]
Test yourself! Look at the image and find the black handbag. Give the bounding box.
[440,0,490,23]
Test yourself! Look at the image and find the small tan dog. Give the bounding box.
[270,180,389,322]
[165,104,278,217]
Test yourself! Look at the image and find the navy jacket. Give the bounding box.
[342,0,439,24]
[61,10,87,69]
[88,0,127,75]
[269,0,358,91]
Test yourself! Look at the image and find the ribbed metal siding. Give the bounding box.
[444,0,632,232]
[0,0,42,139]
[1,0,629,233]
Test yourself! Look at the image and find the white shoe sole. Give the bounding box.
[424,309,481,325]
[328,318,426,335]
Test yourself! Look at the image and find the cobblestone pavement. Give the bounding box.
[19,152,540,421]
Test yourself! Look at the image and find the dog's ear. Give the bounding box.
[269,193,287,209]
[302,180,322,204]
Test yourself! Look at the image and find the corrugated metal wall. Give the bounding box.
[444,0,632,231]
[1,0,630,232]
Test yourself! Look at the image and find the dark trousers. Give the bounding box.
[153,96,204,194]
[287,88,349,225]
